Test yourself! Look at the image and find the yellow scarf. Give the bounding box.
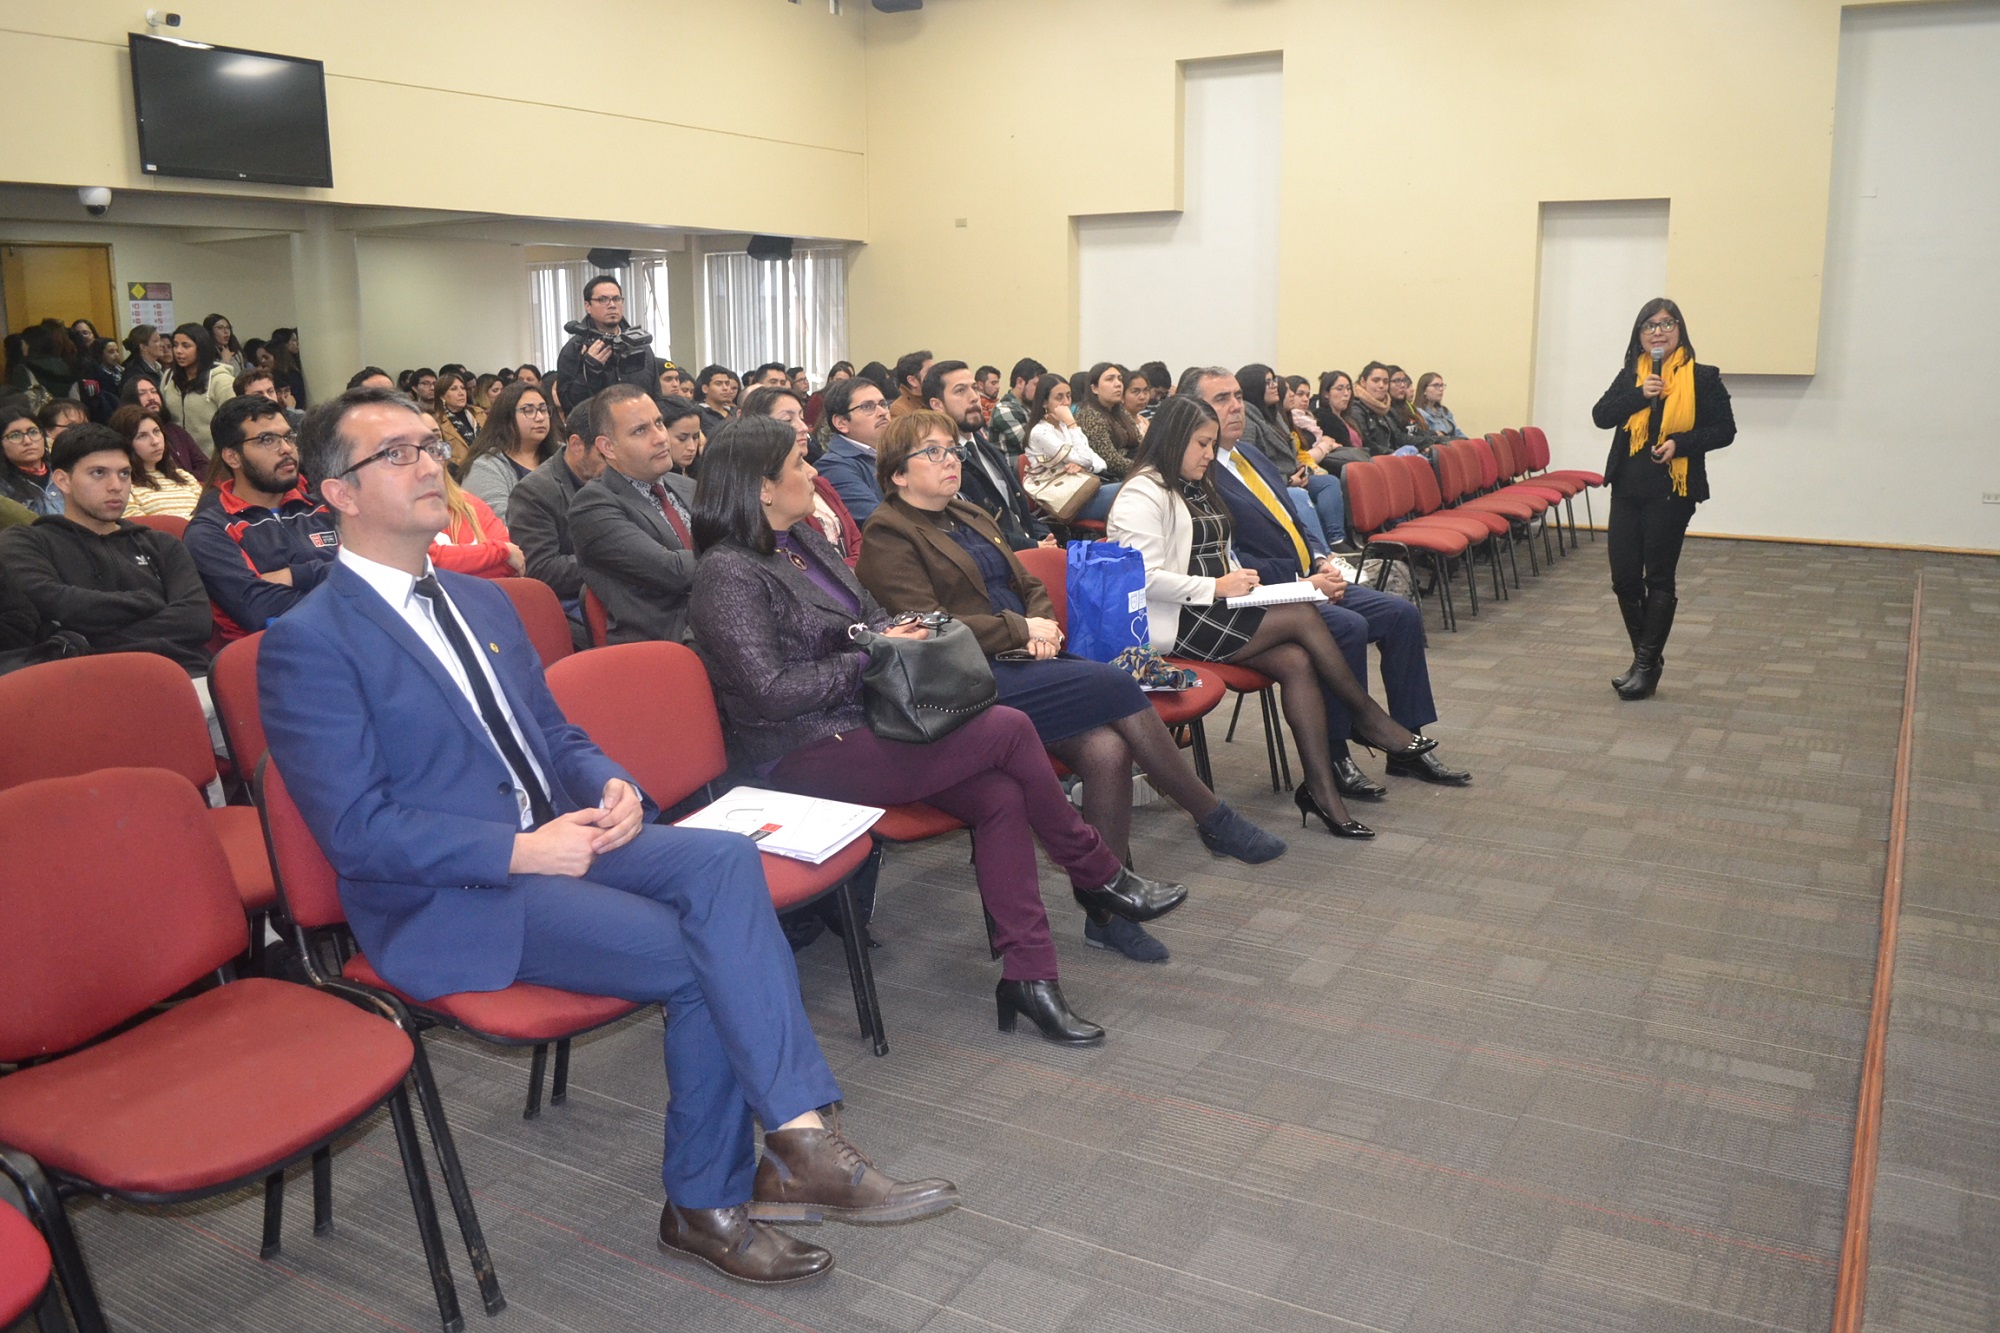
[1624,346,1694,496]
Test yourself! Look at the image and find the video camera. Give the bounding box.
[564,320,655,371]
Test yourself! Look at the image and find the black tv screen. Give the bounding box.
[128,34,333,188]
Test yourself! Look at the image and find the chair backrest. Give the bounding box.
[255,757,347,932]
[1377,452,1418,521]
[1341,460,1395,536]
[1521,426,1552,471]
[1405,453,1448,516]
[0,653,215,794]
[0,768,248,1062]
[494,577,574,669]
[545,641,724,808]
[581,585,610,649]
[1467,436,1501,490]
[1487,432,1519,481]
[1013,543,1069,629]
[1435,444,1469,505]
[209,631,267,779]
[130,512,189,540]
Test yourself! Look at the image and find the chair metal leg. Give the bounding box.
[1251,690,1283,792]
[1189,718,1214,790]
[1582,488,1596,540]
[1520,520,1542,577]
[259,1170,285,1259]
[405,1042,505,1317]
[312,1146,333,1236]
[1224,691,1245,743]
[31,1276,70,1333]
[1,1151,106,1333]
[384,1082,466,1333]
[1264,690,1292,790]
[523,1043,548,1120]
[833,880,889,1056]
[551,1039,571,1108]
[1461,550,1479,619]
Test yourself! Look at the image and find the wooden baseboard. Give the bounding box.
[1568,525,2000,558]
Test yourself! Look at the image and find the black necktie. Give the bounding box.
[412,573,556,827]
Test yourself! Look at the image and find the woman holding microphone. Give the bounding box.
[1591,299,1736,700]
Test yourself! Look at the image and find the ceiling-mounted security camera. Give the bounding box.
[78,187,113,217]
[145,9,182,31]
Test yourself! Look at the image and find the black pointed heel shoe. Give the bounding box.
[1296,785,1374,838]
[1352,722,1438,761]
[996,979,1105,1045]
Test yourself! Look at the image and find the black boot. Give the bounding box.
[1616,593,1677,700]
[1610,592,1647,693]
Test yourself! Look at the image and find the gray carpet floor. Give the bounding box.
[23,535,1999,1333]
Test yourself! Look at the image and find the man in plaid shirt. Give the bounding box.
[984,357,1045,466]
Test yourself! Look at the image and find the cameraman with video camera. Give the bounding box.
[555,275,660,414]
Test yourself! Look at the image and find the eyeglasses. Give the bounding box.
[1642,319,1680,334]
[909,444,965,466]
[588,294,623,305]
[847,397,888,414]
[335,437,452,478]
[517,403,551,418]
[2,427,46,447]
[242,430,298,451]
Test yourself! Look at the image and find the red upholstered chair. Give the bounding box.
[210,630,267,784]
[0,654,277,955]
[581,584,610,648]
[1436,443,1517,595]
[1342,459,1468,630]
[494,576,576,669]
[0,768,490,1333]
[1521,424,1601,543]
[1491,432,1567,559]
[1014,542,1228,789]
[0,1181,62,1333]
[544,642,890,1055]
[129,512,188,540]
[258,760,641,1122]
[1455,439,1545,578]
[1388,453,1501,614]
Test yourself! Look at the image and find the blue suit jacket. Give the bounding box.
[815,433,883,525]
[1210,444,1323,585]
[259,561,643,999]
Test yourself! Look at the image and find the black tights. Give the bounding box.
[1226,603,1417,822]
[1046,708,1221,867]
[1607,493,1696,603]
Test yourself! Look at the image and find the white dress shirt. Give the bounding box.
[339,547,551,829]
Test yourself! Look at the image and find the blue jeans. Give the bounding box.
[1299,472,1345,544]
[1077,481,1120,522]
[1286,486,1331,550]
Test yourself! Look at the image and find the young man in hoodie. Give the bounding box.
[0,423,215,711]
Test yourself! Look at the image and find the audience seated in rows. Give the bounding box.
[686,414,1189,1046]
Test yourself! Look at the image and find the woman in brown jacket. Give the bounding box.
[857,413,1285,962]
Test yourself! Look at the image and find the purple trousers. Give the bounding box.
[772,705,1122,980]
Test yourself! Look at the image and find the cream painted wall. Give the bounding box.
[355,237,532,378]
[850,0,1916,430]
[2,1,870,240]
[0,217,295,345]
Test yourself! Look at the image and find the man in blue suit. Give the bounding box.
[260,387,957,1289]
[810,376,890,524]
[1179,367,1471,791]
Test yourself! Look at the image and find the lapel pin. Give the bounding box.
[489,642,500,654]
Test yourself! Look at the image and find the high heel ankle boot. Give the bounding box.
[1295,785,1374,838]
[995,979,1104,1045]
[1195,801,1288,864]
[1071,866,1188,923]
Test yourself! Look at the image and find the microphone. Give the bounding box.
[1650,348,1665,377]
[1646,348,1667,454]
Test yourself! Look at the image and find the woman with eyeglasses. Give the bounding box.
[462,382,560,522]
[689,415,1191,1046]
[857,412,1284,962]
[1592,298,1735,700]
[1413,373,1467,440]
[0,404,60,516]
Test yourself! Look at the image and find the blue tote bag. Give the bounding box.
[1065,541,1148,663]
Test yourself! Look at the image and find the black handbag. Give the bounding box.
[848,613,997,744]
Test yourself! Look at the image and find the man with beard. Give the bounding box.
[923,360,1053,551]
[185,393,340,640]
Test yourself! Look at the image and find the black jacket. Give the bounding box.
[509,454,588,600]
[0,515,212,672]
[570,469,699,645]
[553,320,657,417]
[1592,362,1735,504]
[954,429,1049,550]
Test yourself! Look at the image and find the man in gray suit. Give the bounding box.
[570,384,699,645]
[508,396,608,650]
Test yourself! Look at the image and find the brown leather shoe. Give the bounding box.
[750,1120,960,1226]
[656,1202,832,1285]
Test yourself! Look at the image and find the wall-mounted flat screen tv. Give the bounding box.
[128,33,334,188]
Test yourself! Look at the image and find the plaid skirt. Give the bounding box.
[1172,505,1264,662]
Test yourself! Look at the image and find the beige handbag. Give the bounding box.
[1021,445,1103,523]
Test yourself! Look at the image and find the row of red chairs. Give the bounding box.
[1339,426,1600,631]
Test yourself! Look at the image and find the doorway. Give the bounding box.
[0,243,119,341]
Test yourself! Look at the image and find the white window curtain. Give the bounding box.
[702,246,848,382]
[528,256,670,372]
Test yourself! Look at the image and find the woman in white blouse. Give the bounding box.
[1021,374,1120,521]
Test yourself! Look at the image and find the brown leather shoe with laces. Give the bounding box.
[657,1202,832,1285]
[749,1115,960,1226]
